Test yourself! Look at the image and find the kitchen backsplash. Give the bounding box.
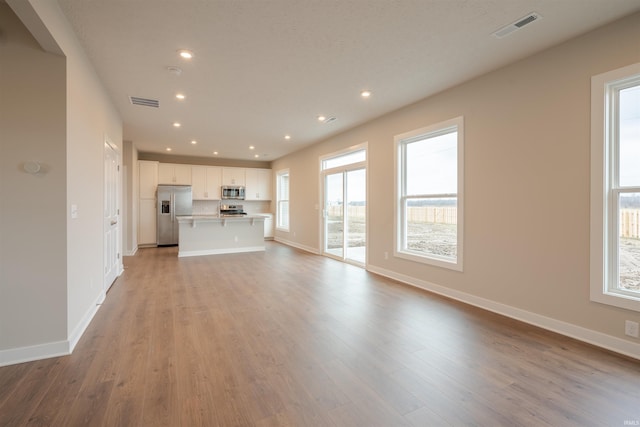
[192,200,271,215]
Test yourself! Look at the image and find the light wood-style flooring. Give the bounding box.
[1,242,639,426]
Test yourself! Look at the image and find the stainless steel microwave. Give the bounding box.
[221,185,245,200]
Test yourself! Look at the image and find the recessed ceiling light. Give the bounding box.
[173,122,181,128]
[361,90,372,98]
[166,147,172,152]
[176,93,186,100]
[178,49,193,59]
[254,154,260,158]
[318,115,326,122]
[284,135,291,140]
[249,145,255,150]
[191,140,197,144]
[213,151,219,155]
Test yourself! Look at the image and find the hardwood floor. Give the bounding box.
[1,242,639,426]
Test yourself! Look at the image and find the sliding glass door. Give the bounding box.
[321,146,367,266]
[344,168,366,264]
[324,172,345,259]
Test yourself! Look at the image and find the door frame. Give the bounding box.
[319,143,368,267]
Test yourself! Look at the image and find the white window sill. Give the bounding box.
[590,289,640,313]
[395,250,462,272]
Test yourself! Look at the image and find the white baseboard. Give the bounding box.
[274,237,320,255]
[68,290,105,352]
[0,290,106,367]
[367,264,640,361]
[0,340,69,367]
[178,246,265,257]
[137,243,157,249]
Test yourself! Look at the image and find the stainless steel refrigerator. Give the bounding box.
[157,185,192,245]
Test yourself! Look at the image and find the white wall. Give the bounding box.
[1,0,123,365]
[0,3,68,358]
[60,0,123,340]
[272,12,640,358]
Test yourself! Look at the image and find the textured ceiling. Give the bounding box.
[55,0,640,161]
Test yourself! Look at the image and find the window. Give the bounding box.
[591,62,640,312]
[276,169,290,231]
[322,148,366,170]
[395,117,464,270]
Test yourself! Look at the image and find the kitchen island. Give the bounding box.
[177,215,266,257]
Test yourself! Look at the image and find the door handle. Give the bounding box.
[171,194,175,222]
[110,220,117,226]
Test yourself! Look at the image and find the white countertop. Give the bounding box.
[176,214,267,224]
[177,214,267,222]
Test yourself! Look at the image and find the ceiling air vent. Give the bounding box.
[493,12,542,39]
[129,96,159,108]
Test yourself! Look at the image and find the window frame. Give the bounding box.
[276,169,290,232]
[590,62,640,312]
[394,116,464,271]
[320,146,367,172]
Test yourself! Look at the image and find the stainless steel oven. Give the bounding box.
[219,204,247,217]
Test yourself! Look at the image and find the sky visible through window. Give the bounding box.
[406,131,457,196]
[620,85,640,187]
[324,151,366,204]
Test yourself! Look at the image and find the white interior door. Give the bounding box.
[104,139,120,291]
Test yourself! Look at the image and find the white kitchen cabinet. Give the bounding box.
[158,163,174,184]
[222,167,245,186]
[262,213,274,239]
[138,160,158,246]
[245,168,272,200]
[192,166,222,200]
[205,167,223,199]
[191,166,206,199]
[174,164,192,184]
[138,199,157,245]
[158,163,191,185]
[139,160,158,199]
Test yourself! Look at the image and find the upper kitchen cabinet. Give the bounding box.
[245,168,272,200]
[138,160,158,199]
[192,166,222,200]
[222,167,245,186]
[158,163,191,185]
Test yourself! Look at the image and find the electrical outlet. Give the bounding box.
[625,320,639,338]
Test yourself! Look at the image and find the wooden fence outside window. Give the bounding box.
[328,206,640,239]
